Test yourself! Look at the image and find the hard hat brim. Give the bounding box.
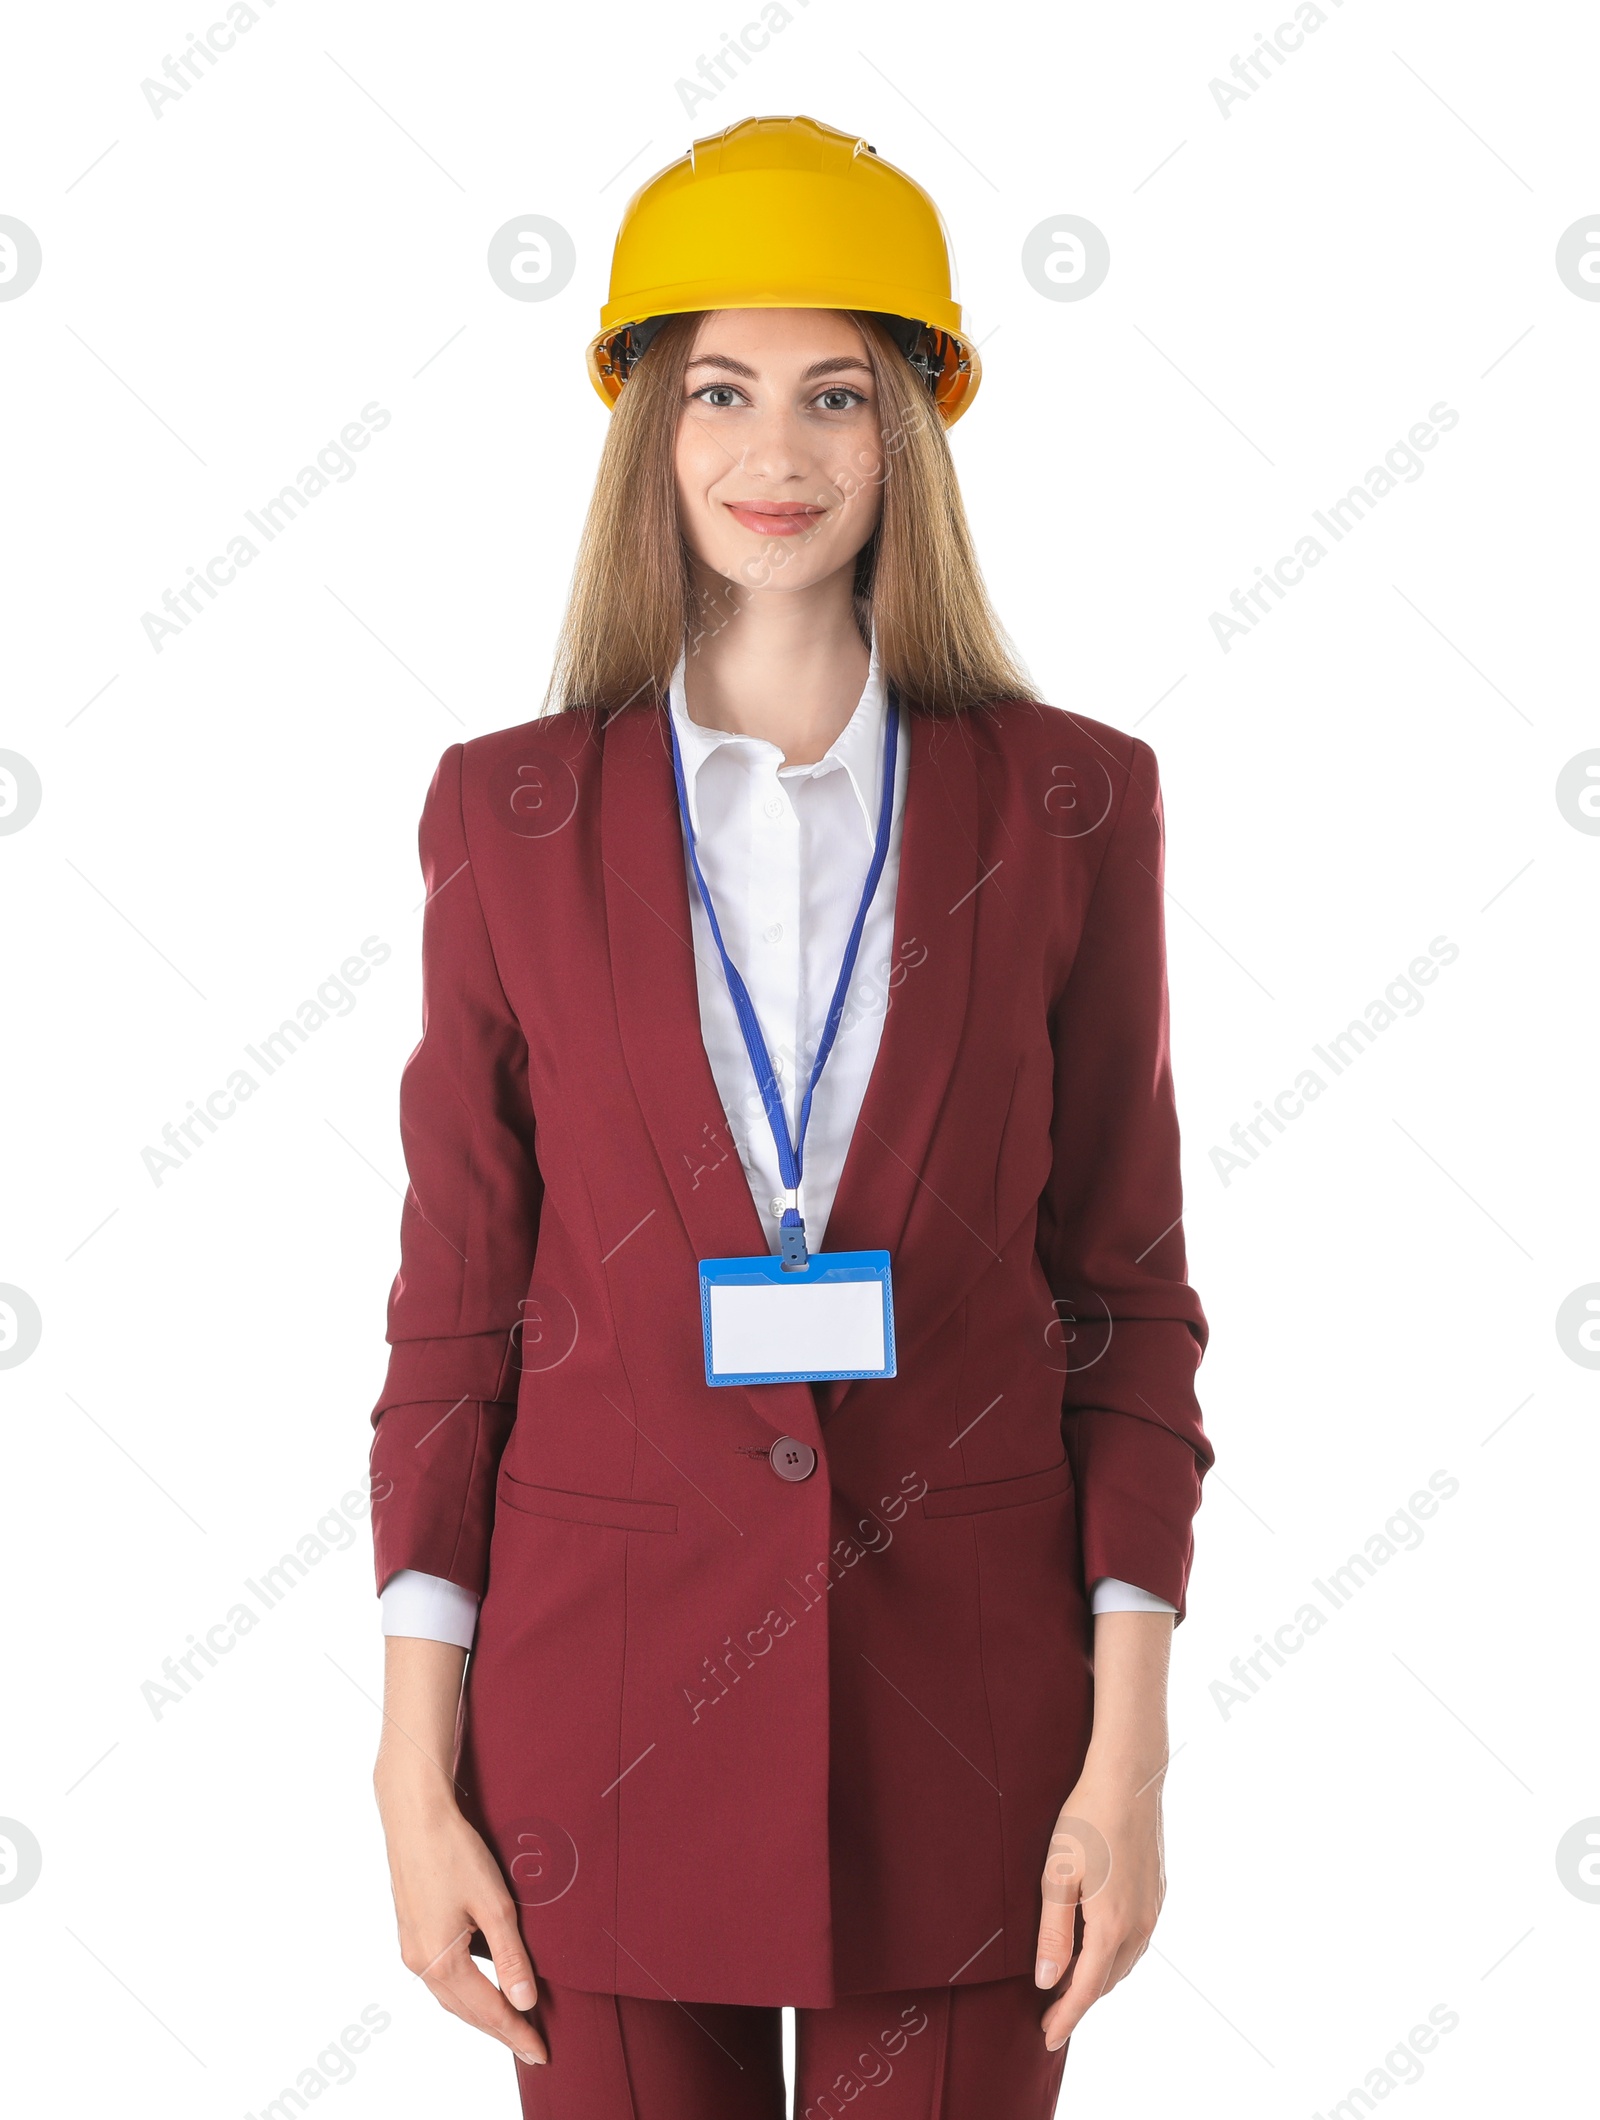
[585,301,982,427]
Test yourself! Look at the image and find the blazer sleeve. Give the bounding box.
[367,742,544,1600]
[1036,736,1212,1620]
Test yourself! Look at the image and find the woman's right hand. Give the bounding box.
[374,1635,545,2070]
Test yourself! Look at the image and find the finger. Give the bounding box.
[1107,1931,1149,1988]
[411,1930,545,2066]
[1041,1930,1118,2049]
[1038,1907,1076,1984]
[1071,1928,1147,2014]
[480,1900,539,2014]
[1037,1813,1107,1989]
[428,1954,547,2065]
[1033,1898,1078,1991]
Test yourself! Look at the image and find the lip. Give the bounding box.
[722,501,827,537]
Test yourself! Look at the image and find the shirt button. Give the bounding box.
[763,797,784,820]
[764,922,783,943]
[769,1437,817,1483]
[770,1195,786,1217]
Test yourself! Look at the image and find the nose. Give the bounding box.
[728,401,821,492]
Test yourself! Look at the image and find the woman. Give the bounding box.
[369,115,1211,2118]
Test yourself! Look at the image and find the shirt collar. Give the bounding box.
[666,631,888,846]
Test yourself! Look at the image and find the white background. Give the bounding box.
[2,2,1596,2114]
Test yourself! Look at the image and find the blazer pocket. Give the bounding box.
[921,1458,1075,1520]
[498,1471,678,1534]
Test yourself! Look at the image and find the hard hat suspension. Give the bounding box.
[597,311,966,405]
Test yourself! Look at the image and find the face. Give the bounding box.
[673,309,885,596]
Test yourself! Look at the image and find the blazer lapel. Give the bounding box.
[816,709,982,1417]
[600,703,822,1448]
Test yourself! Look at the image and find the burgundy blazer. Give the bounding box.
[368,697,1211,2008]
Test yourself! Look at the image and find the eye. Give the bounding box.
[813,386,867,413]
[690,383,746,409]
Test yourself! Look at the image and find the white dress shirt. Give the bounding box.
[382,638,1174,1645]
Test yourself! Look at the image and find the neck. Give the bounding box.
[680,562,871,766]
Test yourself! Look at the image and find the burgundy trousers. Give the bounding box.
[513,1973,1068,2118]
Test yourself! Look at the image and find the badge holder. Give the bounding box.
[699,1248,896,1387]
[669,698,901,1390]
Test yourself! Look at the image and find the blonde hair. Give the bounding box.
[543,312,1035,718]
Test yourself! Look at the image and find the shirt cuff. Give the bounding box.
[1089,1575,1179,1617]
[380,1568,481,1649]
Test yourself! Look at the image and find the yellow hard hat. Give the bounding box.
[586,114,981,426]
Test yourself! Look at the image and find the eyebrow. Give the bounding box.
[685,354,873,381]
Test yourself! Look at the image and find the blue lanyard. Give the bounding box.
[668,689,901,1270]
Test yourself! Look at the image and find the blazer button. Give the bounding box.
[769,1437,817,1482]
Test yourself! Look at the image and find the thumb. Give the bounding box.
[479,1899,538,2013]
[1034,1901,1077,1990]
[1037,1812,1100,1987]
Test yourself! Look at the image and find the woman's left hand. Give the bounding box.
[1033,1760,1166,2051]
